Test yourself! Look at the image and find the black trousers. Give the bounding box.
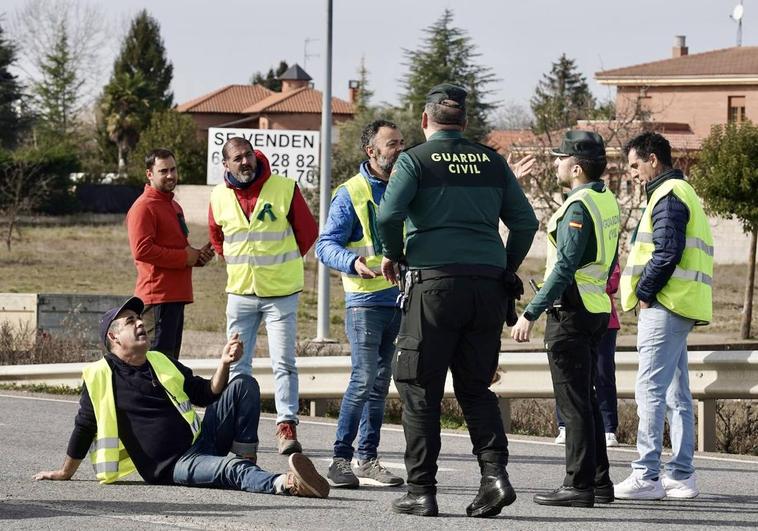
[392,275,508,495]
[545,307,611,490]
[142,302,186,359]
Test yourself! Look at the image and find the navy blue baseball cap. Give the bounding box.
[99,296,144,349]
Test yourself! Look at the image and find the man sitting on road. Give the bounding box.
[33,296,329,499]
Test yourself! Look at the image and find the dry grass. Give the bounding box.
[2,222,756,343]
[0,221,347,342]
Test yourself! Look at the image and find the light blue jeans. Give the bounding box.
[227,292,300,424]
[333,306,400,461]
[632,301,696,480]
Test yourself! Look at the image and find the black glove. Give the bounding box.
[503,271,523,327]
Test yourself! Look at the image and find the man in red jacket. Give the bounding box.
[209,137,318,455]
[126,148,214,359]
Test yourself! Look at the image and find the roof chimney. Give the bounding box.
[277,64,312,92]
[348,80,360,105]
[673,35,688,58]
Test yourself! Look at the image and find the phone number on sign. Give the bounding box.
[270,153,317,186]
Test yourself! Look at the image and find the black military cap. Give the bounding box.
[426,83,467,109]
[551,130,606,160]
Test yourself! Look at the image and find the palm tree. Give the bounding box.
[101,71,150,176]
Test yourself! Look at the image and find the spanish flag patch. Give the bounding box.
[569,221,583,229]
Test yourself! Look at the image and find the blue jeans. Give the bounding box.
[227,292,299,424]
[173,375,279,493]
[557,329,619,432]
[333,306,400,461]
[632,301,696,480]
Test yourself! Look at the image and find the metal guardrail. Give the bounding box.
[2,351,756,452]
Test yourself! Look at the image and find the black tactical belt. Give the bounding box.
[411,265,504,282]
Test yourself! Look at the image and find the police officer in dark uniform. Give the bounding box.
[511,130,620,507]
[377,83,538,518]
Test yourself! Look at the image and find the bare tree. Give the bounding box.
[0,158,51,251]
[10,0,111,114]
[492,100,533,131]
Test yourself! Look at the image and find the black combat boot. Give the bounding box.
[466,462,517,518]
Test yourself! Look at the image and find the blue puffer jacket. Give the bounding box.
[636,169,690,303]
[316,162,399,308]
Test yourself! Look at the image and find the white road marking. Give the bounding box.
[2,393,757,466]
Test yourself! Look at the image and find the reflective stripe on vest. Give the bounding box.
[544,186,620,314]
[335,174,394,293]
[82,351,201,484]
[620,178,713,322]
[210,175,304,297]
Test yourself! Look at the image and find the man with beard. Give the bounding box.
[317,120,405,489]
[127,148,214,360]
[209,137,318,455]
[377,84,538,518]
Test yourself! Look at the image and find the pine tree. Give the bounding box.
[101,9,173,171]
[251,60,289,91]
[33,21,84,140]
[0,22,24,149]
[111,10,173,113]
[530,54,595,134]
[400,9,497,142]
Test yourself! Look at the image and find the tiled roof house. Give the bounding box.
[176,64,355,138]
[595,36,758,140]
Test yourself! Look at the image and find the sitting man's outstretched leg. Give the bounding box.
[173,374,329,497]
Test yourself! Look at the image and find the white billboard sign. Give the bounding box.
[207,128,320,188]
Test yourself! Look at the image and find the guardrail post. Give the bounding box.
[310,399,328,417]
[498,397,512,433]
[697,399,717,452]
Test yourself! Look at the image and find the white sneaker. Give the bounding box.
[554,426,566,445]
[605,432,619,447]
[662,473,699,499]
[613,473,666,500]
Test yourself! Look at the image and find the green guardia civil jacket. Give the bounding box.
[376,130,538,271]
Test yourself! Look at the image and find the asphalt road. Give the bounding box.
[1,391,757,530]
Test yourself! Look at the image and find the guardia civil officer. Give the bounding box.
[511,131,621,508]
[377,83,538,518]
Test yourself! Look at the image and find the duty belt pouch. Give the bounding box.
[393,335,422,383]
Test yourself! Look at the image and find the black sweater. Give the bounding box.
[67,353,218,484]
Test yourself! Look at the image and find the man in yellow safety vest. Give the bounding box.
[614,132,713,501]
[34,296,329,499]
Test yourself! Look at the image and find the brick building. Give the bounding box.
[596,36,758,141]
[176,64,355,138]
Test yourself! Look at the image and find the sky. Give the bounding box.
[2,0,753,118]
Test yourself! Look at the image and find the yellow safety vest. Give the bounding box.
[620,178,713,323]
[334,174,395,293]
[210,175,304,297]
[544,185,620,314]
[82,351,201,484]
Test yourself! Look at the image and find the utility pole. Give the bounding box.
[315,0,333,341]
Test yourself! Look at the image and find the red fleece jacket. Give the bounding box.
[126,184,193,304]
